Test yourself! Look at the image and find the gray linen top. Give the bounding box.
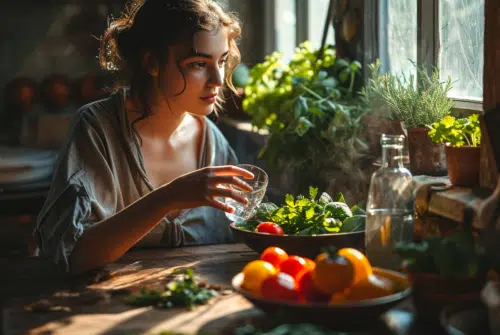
[34,89,238,272]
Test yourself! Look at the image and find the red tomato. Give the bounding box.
[297,270,330,303]
[260,247,288,269]
[261,272,299,301]
[256,222,284,235]
[303,257,316,271]
[279,255,307,280]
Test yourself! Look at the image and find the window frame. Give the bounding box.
[265,0,335,56]
[267,0,484,112]
[376,0,484,112]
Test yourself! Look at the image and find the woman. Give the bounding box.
[34,0,253,275]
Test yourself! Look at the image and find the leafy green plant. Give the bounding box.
[236,186,366,235]
[394,231,489,279]
[359,60,393,120]
[378,62,454,128]
[124,269,217,309]
[242,41,369,195]
[428,114,481,147]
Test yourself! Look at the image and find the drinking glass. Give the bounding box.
[224,164,268,223]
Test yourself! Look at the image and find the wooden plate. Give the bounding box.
[232,267,411,331]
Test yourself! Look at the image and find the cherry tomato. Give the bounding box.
[241,260,277,296]
[256,222,284,235]
[260,247,288,269]
[279,255,307,280]
[297,270,330,303]
[303,257,316,271]
[261,272,299,301]
[312,252,354,295]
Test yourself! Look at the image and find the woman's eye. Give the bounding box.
[219,58,228,68]
[189,62,206,69]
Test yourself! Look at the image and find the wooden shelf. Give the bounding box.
[413,175,492,226]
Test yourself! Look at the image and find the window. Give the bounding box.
[439,0,484,101]
[378,0,417,78]
[308,0,334,50]
[275,0,296,63]
[274,0,335,63]
[378,0,484,103]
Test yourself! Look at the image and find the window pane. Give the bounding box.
[439,0,484,100]
[275,0,296,63]
[308,0,334,50]
[378,0,417,77]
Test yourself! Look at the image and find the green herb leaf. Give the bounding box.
[318,192,333,205]
[335,192,346,204]
[340,215,365,232]
[125,269,217,309]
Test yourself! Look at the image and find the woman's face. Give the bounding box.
[160,26,229,117]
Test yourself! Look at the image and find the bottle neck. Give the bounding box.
[382,146,404,168]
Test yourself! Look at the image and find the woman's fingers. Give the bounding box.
[207,186,249,205]
[208,165,255,179]
[207,197,235,213]
[210,175,253,192]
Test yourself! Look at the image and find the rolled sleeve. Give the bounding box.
[34,173,93,273]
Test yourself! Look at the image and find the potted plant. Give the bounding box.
[379,64,454,176]
[242,41,370,204]
[395,230,491,323]
[360,61,409,166]
[428,114,482,186]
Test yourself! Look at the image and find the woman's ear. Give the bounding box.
[142,52,159,77]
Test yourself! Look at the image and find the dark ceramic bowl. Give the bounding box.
[230,223,365,259]
[232,267,411,331]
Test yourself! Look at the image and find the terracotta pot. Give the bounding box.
[445,145,480,187]
[408,271,485,323]
[40,74,72,109]
[4,77,39,113]
[407,127,447,176]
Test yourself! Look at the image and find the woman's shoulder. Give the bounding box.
[68,90,125,138]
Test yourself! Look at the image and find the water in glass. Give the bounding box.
[224,164,268,223]
[365,135,414,271]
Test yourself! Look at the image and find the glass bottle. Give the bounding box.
[365,134,414,271]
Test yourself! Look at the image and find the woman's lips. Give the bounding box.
[200,94,217,104]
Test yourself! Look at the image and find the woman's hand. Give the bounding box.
[159,165,254,213]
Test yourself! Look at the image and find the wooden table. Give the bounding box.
[1,243,446,335]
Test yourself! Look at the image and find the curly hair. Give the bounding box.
[99,0,241,123]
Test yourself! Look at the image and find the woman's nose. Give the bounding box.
[207,66,224,87]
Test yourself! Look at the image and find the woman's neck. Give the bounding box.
[125,94,190,141]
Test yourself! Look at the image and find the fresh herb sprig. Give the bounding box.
[124,269,217,310]
[237,187,366,235]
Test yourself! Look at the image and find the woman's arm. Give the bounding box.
[69,165,253,275]
[69,185,172,274]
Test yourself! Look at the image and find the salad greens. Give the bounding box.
[394,231,489,279]
[124,269,217,310]
[236,187,366,235]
